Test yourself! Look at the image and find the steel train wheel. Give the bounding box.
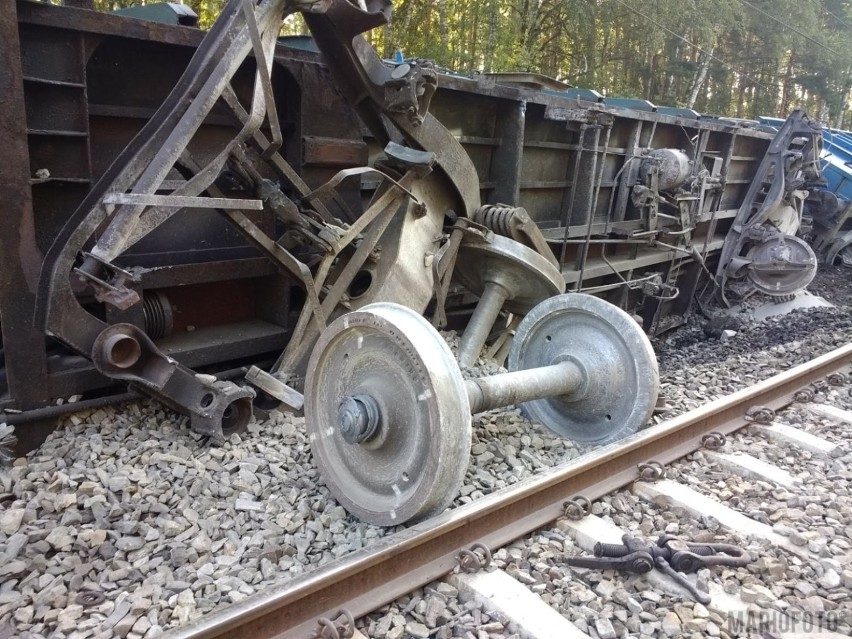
[305,303,471,526]
[455,234,565,314]
[746,235,817,296]
[508,294,659,444]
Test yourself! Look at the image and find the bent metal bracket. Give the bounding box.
[36,0,483,441]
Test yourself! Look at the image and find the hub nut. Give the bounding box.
[337,395,380,444]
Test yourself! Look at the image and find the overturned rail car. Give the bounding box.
[0,0,822,442]
[806,125,852,265]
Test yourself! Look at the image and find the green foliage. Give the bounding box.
[93,0,225,26]
[91,0,852,124]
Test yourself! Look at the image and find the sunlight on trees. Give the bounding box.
[92,0,852,127]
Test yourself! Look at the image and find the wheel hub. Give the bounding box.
[337,395,381,444]
[305,303,471,526]
[456,234,564,314]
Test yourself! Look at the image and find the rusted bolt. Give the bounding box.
[701,432,727,450]
[638,461,665,480]
[745,406,775,424]
[457,542,493,573]
[563,495,592,520]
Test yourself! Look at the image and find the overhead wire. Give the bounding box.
[739,0,847,60]
[808,0,852,30]
[610,0,776,90]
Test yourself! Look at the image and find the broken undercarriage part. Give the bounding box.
[456,233,564,367]
[305,295,658,525]
[716,109,823,302]
[37,0,484,438]
[300,0,480,218]
[471,204,560,270]
[745,233,817,295]
[38,0,301,438]
[91,324,255,440]
[565,534,751,604]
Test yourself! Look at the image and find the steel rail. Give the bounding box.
[166,342,852,639]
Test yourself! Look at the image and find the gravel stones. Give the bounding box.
[3,362,578,637]
[655,309,852,423]
[661,611,681,636]
[358,582,506,639]
[4,270,852,637]
[594,616,617,638]
[0,509,24,535]
[404,621,430,638]
[0,405,394,637]
[819,569,841,590]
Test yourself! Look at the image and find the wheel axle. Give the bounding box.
[340,359,584,445]
[465,360,584,414]
[457,280,511,366]
[308,295,658,526]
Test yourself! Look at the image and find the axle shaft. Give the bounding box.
[457,281,509,367]
[465,360,583,414]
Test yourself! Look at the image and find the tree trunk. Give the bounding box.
[778,51,795,117]
[382,18,394,59]
[395,1,412,56]
[663,40,679,103]
[469,9,478,71]
[837,76,852,129]
[686,46,713,109]
[484,0,498,72]
[438,0,449,58]
[647,52,661,101]
[736,33,752,118]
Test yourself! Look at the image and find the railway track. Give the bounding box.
[164,342,852,639]
[2,3,851,637]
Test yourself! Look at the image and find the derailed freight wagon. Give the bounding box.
[428,78,822,333]
[0,0,825,522]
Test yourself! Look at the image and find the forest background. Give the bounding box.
[95,0,852,128]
